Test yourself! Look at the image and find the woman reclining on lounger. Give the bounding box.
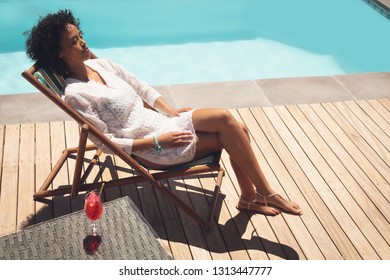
[25,9,302,216]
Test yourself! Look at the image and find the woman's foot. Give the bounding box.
[236,197,280,216]
[256,192,303,215]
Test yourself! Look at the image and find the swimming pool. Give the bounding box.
[1,0,389,94]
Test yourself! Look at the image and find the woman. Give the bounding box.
[25,10,302,216]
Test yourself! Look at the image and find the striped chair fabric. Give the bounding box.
[34,68,65,96]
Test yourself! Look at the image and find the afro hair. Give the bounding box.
[25,9,81,76]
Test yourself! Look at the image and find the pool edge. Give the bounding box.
[1,72,389,125]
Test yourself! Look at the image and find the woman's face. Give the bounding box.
[59,24,90,66]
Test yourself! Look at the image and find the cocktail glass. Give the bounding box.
[84,190,103,235]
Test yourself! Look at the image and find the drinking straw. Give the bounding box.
[98,182,105,197]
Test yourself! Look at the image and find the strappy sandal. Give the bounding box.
[236,197,280,216]
[256,191,303,215]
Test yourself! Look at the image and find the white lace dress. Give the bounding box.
[63,58,196,166]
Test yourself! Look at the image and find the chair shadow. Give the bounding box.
[21,154,299,260]
[145,177,300,260]
[215,211,299,260]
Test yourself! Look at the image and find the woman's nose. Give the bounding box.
[81,38,87,47]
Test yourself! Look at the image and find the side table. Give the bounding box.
[0,196,172,260]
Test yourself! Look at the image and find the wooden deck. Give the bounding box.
[1,98,389,260]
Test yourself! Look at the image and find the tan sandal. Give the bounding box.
[256,192,303,216]
[236,197,280,216]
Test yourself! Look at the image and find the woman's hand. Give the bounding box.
[158,131,194,148]
[153,97,192,117]
[167,107,193,117]
[175,107,192,114]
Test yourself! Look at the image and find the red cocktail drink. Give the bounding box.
[84,191,103,235]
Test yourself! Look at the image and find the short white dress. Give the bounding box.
[63,58,197,166]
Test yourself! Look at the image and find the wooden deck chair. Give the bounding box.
[21,60,225,231]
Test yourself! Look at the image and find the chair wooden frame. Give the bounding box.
[22,64,225,231]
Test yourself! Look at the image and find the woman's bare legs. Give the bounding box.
[193,132,278,215]
[192,108,302,215]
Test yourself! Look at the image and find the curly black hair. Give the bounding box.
[24,9,81,76]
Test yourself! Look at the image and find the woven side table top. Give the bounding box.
[0,196,172,260]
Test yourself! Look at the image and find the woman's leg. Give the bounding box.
[192,108,302,215]
[194,129,256,201]
[194,131,279,215]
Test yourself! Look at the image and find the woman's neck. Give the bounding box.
[67,62,106,85]
[67,61,89,81]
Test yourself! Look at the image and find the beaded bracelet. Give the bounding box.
[153,135,163,153]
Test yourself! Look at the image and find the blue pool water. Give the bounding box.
[0,0,389,94]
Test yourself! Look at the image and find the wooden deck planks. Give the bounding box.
[249,106,352,259]
[34,122,53,223]
[0,98,389,259]
[311,104,390,203]
[64,121,85,212]
[299,104,390,220]
[50,121,72,218]
[215,153,252,260]
[0,125,4,185]
[233,109,310,260]
[297,104,390,245]
[153,178,194,260]
[17,124,35,230]
[276,104,387,259]
[323,103,390,185]
[197,170,234,260]
[0,124,20,235]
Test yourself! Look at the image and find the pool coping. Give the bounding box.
[365,0,390,18]
[1,72,389,125]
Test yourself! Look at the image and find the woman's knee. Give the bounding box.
[192,108,238,132]
[215,110,250,137]
[221,110,248,132]
[215,109,236,125]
